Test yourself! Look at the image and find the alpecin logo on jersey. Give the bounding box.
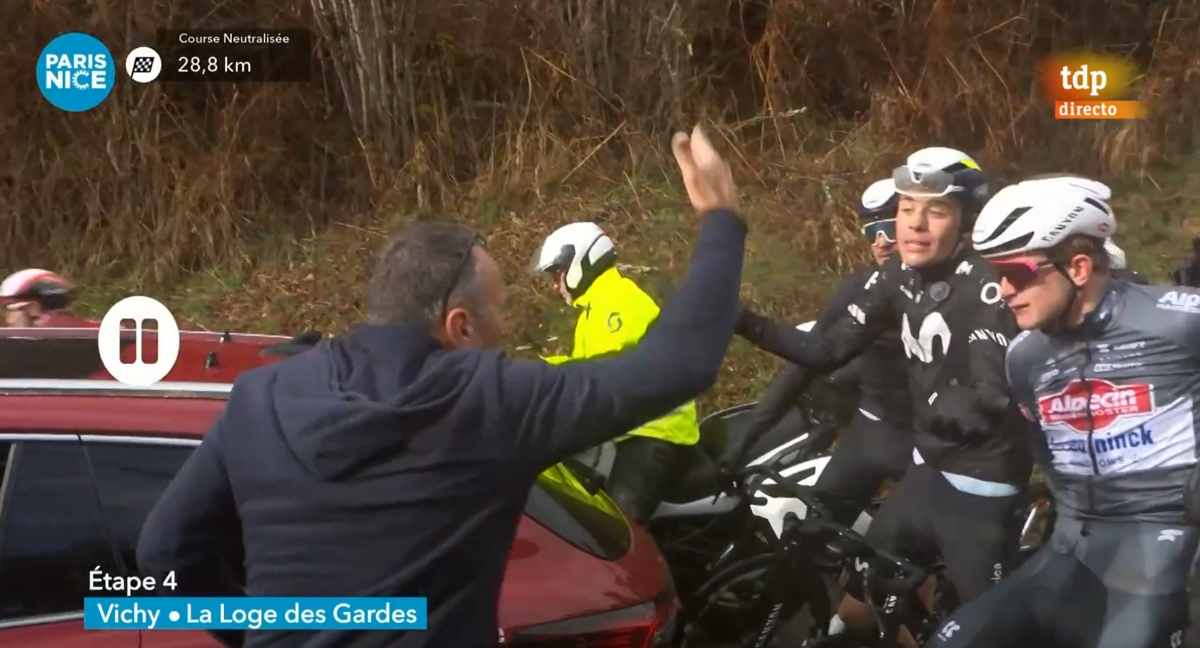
[1037,379,1154,432]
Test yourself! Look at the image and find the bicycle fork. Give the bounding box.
[746,531,825,648]
[865,572,922,648]
[747,552,796,648]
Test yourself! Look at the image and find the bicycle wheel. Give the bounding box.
[672,553,835,648]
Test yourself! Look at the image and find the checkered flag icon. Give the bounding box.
[132,57,155,74]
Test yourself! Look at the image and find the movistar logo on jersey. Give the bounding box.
[1037,379,1154,432]
[901,313,950,363]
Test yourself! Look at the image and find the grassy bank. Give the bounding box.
[5,0,1200,411]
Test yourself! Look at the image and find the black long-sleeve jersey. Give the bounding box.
[743,265,914,439]
[738,250,1033,485]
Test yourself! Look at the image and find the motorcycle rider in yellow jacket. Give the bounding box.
[532,222,700,524]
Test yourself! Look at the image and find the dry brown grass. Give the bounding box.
[3,0,1200,410]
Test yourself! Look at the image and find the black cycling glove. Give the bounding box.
[930,381,1006,442]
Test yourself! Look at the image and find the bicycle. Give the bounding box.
[671,464,948,648]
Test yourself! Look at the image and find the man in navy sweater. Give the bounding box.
[136,126,748,648]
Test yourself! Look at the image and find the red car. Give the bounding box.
[0,327,677,647]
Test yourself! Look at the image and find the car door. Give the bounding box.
[83,436,223,648]
[0,437,137,648]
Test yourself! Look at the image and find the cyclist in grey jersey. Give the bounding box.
[1009,285,1200,520]
[930,175,1200,648]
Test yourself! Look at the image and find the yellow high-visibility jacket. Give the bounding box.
[543,267,700,446]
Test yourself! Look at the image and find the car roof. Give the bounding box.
[0,382,231,437]
[0,326,293,438]
[0,326,294,384]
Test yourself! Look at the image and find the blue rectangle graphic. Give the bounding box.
[83,597,427,630]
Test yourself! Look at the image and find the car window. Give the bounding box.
[0,441,122,621]
[86,443,195,579]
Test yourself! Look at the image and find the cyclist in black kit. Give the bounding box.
[1170,236,1200,288]
[735,147,1033,643]
[741,177,913,528]
[928,175,1200,648]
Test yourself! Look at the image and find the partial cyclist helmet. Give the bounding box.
[531,222,616,300]
[1103,238,1127,270]
[971,176,1116,259]
[0,269,76,311]
[892,147,989,225]
[859,178,898,244]
[1022,173,1113,201]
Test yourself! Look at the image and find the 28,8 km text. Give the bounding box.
[177,55,252,76]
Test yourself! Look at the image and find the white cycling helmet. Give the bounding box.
[530,222,616,300]
[859,179,899,221]
[972,175,1116,259]
[892,147,989,225]
[1023,173,1112,200]
[1026,176,1118,268]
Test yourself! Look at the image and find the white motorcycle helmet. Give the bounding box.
[530,222,616,302]
[972,175,1116,260]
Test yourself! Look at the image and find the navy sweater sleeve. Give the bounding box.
[137,421,247,648]
[500,210,745,468]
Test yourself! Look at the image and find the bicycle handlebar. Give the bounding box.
[735,464,929,592]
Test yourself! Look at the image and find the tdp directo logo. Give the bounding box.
[1037,50,1144,121]
[1037,379,1154,432]
[98,297,181,387]
[37,32,115,112]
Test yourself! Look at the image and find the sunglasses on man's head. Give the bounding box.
[441,233,488,315]
[861,219,896,245]
[990,259,1055,290]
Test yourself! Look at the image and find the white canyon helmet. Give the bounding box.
[972,175,1116,259]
